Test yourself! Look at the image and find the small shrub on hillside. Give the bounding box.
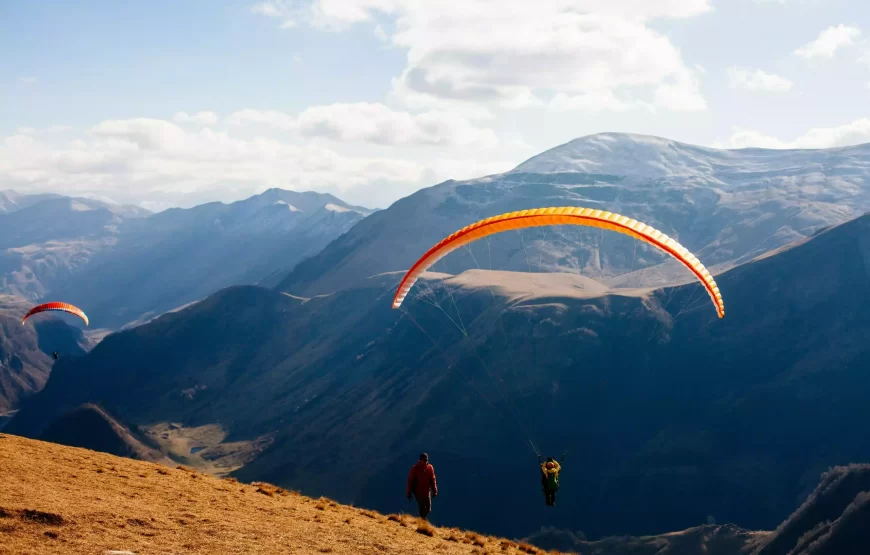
[417,520,435,537]
[20,510,64,526]
[466,531,484,545]
[252,482,288,497]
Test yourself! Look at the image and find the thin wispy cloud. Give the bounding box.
[727,67,793,92]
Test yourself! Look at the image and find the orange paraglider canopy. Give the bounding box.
[392,206,724,318]
[21,302,89,326]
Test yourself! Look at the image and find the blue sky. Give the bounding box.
[2,0,870,210]
[1,1,404,126]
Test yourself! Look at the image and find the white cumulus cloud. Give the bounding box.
[252,0,710,113]
[794,24,861,60]
[718,119,870,149]
[726,67,793,92]
[0,114,519,209]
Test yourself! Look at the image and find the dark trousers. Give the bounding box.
[542,476,558,505]
[544,489,557,506]
[414,493,432,519]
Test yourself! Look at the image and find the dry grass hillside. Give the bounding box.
[0,433,565,555]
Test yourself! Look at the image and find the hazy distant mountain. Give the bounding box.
[279,132,870,296]
[11,209,870,540]
[0,189,371,328]
[0,192,150,301]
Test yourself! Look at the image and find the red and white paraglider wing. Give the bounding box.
[21,302,89,326]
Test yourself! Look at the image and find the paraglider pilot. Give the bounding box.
[539,452,565,506]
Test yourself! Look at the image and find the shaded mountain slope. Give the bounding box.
[39,403,172,465]
[749,464,870,555]
[526,524,760,554]
[525,465,870,554]
[0,295,86,414]
[794,493,870,555]
[10,212,870,540]
[279,132,870,297]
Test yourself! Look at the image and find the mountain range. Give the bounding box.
[279,132,869,296]
[0,188,371,329]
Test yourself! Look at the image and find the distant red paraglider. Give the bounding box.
[21,302,89,327]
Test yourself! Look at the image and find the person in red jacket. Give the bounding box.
[406,452,438,519]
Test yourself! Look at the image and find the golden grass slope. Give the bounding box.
[0,433,562,555]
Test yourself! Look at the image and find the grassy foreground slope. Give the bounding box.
[0,433,765,555]
[0,433,568,555]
